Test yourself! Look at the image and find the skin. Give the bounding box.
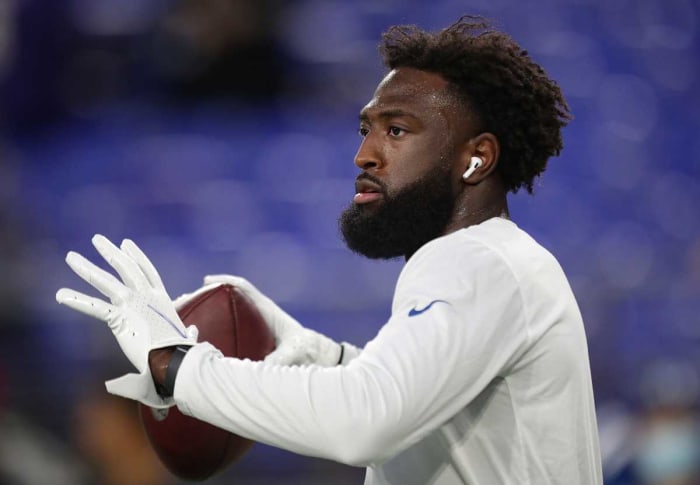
[354,67,508,244]
[150,347,173,386]
[150,67,510,386]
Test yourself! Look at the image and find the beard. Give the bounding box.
[338,162,455,260]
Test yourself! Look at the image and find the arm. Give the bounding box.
[57,235,359,406]
[148,339,361,398]
[174,275,362,367]
[57,234,527,465]
[172,240,530,466]
[149,347,174,389]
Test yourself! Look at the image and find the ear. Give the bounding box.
[459,133,500,185]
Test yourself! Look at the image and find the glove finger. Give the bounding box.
[263,349,294,365]
[204,275,302,337]
[173,283,224,311]
[203,274,248,288]
[65,251,129,302]
[120,239,165,291]
[172,291,194,310]
[204,275,264,305]
[56,287,115,321]
[92,234,149,292]
[186,325,199,340]
[264,344,308,366]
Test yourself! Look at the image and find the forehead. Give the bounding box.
[361,67,456,117]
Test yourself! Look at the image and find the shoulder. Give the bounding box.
[394,217,565,304]
[402,218,531,278]
[394,218,527,302]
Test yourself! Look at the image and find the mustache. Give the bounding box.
[355,173,388,193]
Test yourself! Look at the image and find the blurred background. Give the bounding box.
[0,0,699,483]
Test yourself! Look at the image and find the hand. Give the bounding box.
[175,274,342,367]
[56,235,198,408]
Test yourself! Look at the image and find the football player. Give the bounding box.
[58,16,603,484]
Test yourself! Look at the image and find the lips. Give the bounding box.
[354,177,384,204]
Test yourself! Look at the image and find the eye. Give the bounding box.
[388,126,406,137]
[358,127,369,137]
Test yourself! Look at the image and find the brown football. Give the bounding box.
[139,283,275,481]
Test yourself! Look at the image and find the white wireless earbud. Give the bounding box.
[462,157,483,181]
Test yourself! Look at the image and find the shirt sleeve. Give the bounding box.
[173,236,531,466]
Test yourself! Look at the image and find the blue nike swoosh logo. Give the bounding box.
[408,299,449,317]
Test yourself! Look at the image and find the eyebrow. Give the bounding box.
[358,109,421,122]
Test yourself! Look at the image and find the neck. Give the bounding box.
[443,178,509,235]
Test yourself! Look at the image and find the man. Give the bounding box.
[57,16,603,484]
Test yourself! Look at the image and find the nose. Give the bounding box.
[354,133,382,171]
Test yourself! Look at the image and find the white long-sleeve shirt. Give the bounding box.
[174,217,603,484]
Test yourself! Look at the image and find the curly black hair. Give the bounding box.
[379,16,571,194]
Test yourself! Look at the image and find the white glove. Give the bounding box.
[56,235,198,408]
[175,274,342,367]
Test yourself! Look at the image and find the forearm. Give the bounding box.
[149,347,174,386]
[174,343,408,466]
[150,341,359,385]
[171,300,514,466]
[149,347,194,398]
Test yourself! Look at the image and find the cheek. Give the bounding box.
[404,136,452,167]
[384,147,422,190]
